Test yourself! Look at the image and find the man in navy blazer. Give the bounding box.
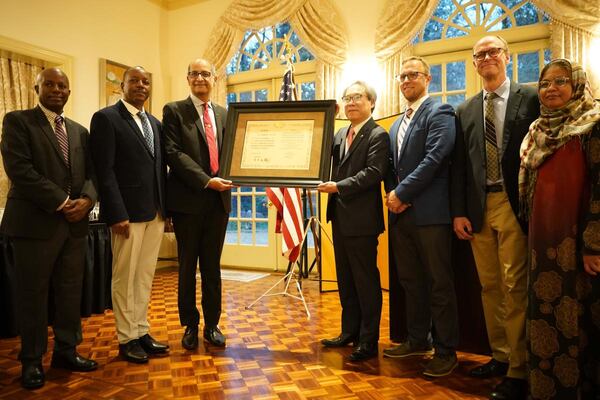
[90,66,169,364]
[317,81,389,362]
[383,56,459,378]
[1,68,98,389]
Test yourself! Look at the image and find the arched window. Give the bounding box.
[413,0,550,108]
[226,22,316,104]
[222,22,317,271]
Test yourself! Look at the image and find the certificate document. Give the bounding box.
[240,120,314,170]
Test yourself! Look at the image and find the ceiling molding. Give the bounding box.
[146,0,209,10]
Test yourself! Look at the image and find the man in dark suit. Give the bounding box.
[163,58,233,350]
[90,66,169,363]
[317,81,389,362]
[1,68,98,389]
[382,56,459,377]
[450,36,539,400]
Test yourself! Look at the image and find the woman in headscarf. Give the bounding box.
[520,58,600,399]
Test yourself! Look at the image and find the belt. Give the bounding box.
[486,184,504,193]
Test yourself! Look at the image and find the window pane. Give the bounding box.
[226,54,238,75]
[275,22,291,39]
[447,94,466,108]
[301,82,316,100]
[255,186,265,192]
[255,89,268,102]
[429,64,442,93]
[240,196,252,218]
[225,221,238,244]
[239,54,252,72]
[423,20,443,41]
[255,195,268,218]
[514,2,539,26]
[431,95,443,105]
[544,48,551,65]
[298,47,314,62]
[241,186,253,192]
[240,221,252,245]
[447,62,466,91]
[507,56,514,81]
[256,222,268,246]
[289,32,300,47]
[518,51,539,83]
[446,26,468,38]
[433,0,454,19]
[230,196,238,218]
[489,16,512,31]
[227,93,237,106]
[240,91,252,102]
[244,34,260,55]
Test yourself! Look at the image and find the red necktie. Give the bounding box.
[346,126,355,153]
[203,103,219,175]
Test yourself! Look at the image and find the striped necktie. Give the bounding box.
[54,115,69,166]
[484,92,500,182]
[397,107,414,159]
[137,111,155,156]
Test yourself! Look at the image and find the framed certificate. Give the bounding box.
[221,100,336,187]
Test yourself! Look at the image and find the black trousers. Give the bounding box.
[389,211,458,355]
[331,219,382,344]
[11,218,86,364]
[172,194,228,328]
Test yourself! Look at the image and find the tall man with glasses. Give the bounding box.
[450,35,539,400]
[163,59,234,350]
[1,68,98,389]
[90,66,169,364]
[382,56,459,377]
[317,81,389,362]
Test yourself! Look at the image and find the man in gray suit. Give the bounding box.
[163,59,233,350]
[1,68,98,389]
[450,36,539,400]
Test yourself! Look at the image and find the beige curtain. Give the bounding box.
[374,0,438,116]
[0,54,42,207]
[532,0,600,97]
[203,0,348,104]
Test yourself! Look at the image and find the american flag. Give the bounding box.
[266,66,304,262]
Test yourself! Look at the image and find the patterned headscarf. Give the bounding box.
[518,59,600,219]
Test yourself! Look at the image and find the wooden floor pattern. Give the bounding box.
[0,268,499,399]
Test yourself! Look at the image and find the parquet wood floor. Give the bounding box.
[0,268,499,399]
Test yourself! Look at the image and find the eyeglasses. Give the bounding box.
[395,71,427,82]
[341,94,365,103]
[188,71,212,79]
[539,77,571,90]
[473,47,505,62]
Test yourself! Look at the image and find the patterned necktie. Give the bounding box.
[54,115,70,166]
[137,111,155,156]
[484,92,500,182]
[397,107,414,159]
[203,103,219,175]
[345,126,355,154]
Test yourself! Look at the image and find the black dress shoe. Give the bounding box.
[21,364,44,389]
[139,333,169,355]
[321,333,358,348]
[119,339,149,364]
[469,358,509,378]
[51,352,98,372]
[349,342,378,361]
[182,326,199,350]
[204,326,226,347]
[490,377,527,400]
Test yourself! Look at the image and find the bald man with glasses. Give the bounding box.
[450,36,539,400]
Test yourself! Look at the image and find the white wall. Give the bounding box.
[0,0,167,127]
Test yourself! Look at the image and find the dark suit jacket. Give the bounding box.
[326,117,389,237]
[450,81,539,232]
[0,106,97,239]
[89,101,166,226]
[385,98,456,226]
[162,97,230,214]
